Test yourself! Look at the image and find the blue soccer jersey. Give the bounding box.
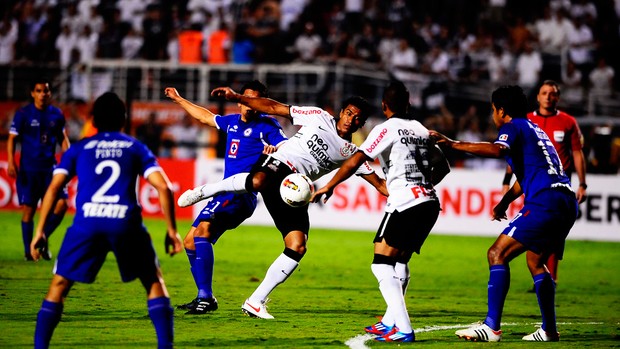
[214,113,287,179]
[9,104,66,171]
[494,118,572,204]
[55,132,161,232]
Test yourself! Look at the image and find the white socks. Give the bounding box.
[249,253,299,304]
[381,262,410,327]
[200,173,249,197]
[371,263,412,333]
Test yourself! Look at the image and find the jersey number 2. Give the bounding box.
[92,160,120,203]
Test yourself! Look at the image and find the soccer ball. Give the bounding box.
[279,173,314,207]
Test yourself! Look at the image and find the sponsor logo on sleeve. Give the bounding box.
[291,107,322,115]
[365,128,388,153]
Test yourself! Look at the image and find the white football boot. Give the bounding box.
[177,185,207,207]
[522,327,559,342]
[455,322,502,342]
[241,298,274,319]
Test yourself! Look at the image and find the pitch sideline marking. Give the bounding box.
[344,322,605,349]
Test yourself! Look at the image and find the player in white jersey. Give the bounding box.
[312,81,451,342]
[177,86,388,319]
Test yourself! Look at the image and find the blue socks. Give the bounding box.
[534,272,557,334]
[193,237,214,299]
[484,265,510,331]
[186,248,197,287]
[22,221,33,256]
[35,298,174,349]
[43,212,64,238]
[147,297,174,349]
[34,300,63,349]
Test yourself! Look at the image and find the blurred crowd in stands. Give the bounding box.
[2,0,619,91]
[1,0,619,173]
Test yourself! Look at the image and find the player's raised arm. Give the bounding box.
[165,87,217,127]
[146,170,182,256]
[211,87,292,120]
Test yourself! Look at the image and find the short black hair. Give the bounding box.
[92,92,127,132]
[383,80,410,114]
[240,80,269,98]
[491,85,528,119]
[29,78,51,91]
[342,96,372,127]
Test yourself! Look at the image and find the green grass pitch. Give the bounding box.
[1,210,618,348]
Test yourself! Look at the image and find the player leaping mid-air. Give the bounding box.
[177,86,388,319]
[431,85,578,342]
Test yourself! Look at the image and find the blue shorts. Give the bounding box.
[502,188,578,258]
[191,192,257,244]
[17,168,68,206]
[55,224,159,284]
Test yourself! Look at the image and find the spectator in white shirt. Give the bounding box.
[561,59,585,104]
[389,37,417,81]
[55,24,76,68]
[487,44,514,85]
[121,27,143,59]
[294,22,322,63]
[589,56,615,97]
[0,18,18,65]
[567,15,594,76]
[75,25,98,64]
[515,40,543,89]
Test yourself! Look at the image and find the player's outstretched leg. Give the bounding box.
[241,298,274,319]
[177,173,250,207]
[241,249,301,319]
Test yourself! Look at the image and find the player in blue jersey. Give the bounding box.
[177,87,388,319]
[30,92,183,349]
[430,85,578,342]
[164,81,287,314]
[7,79,70,261]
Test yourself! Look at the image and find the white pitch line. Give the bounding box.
[344,321,605,348]
[344,334,375,349]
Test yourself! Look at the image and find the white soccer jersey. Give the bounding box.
[271,105,373,181]
[361,117,437,212]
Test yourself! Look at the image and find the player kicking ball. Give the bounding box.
[165,81,287,315]
[177,86,388,319]
[431,85,577,342]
